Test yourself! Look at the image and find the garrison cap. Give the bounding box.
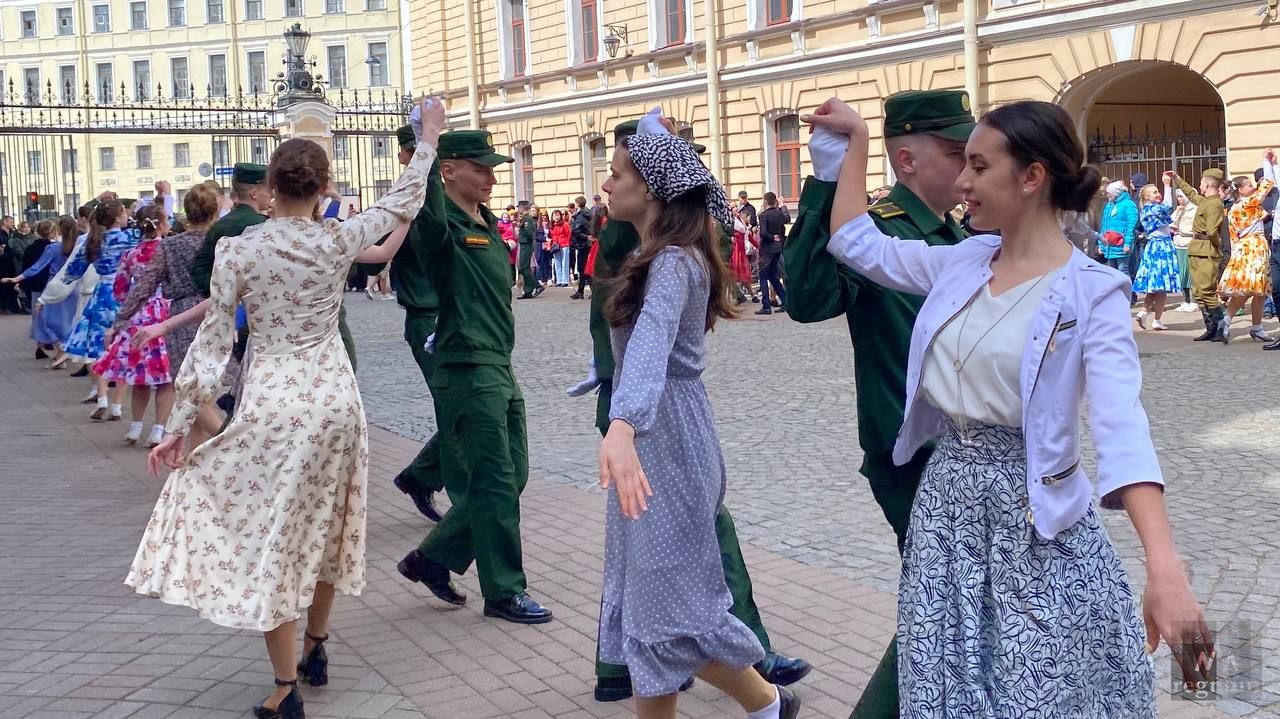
[436,130,514,166]
[1202,168,1225,181]
[232,163,267,185]
[883,89,976,142]
[396,125,416,151]
[613,120,640,145]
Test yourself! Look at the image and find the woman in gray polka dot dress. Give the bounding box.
[597,124,800,719]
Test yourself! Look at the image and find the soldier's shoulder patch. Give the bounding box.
[868,201,906,219]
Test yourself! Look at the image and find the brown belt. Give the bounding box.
[1193,232,1216,240]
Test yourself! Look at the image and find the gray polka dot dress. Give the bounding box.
[599,246,765,697]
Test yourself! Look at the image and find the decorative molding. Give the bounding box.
[924,2,939,29]
[867,15,881,38]
[747,40,760,62]
[597,69,608,89]
[790,30,804,54]
[1109,24,1136,62]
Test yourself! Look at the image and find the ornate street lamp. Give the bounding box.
[275,22,326,104]
[603,23,630,59]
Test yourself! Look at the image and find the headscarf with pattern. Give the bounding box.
[621,132,731,228]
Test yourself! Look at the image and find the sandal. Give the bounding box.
[252,678,304,719]
[297,632,328,686]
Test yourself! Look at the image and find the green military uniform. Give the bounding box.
[411,131,533,602]
[1174,170,1227,338]
[516,211,539,297]
[588,120,791,695]
[391,126,446,500]
[783,90,975,719]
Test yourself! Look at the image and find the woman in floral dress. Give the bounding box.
[1132,178,1180,331]
[1217,150,1277,342]
[125,97,444,719]
[93,205,174,446]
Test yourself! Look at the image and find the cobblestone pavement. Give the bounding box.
[0,284,1270,718]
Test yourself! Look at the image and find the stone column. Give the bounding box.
[274,99,337,159]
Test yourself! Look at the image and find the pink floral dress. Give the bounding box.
[92,238,172,386]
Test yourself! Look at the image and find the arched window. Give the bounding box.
[513,142,535,203]
[773,114,801,203]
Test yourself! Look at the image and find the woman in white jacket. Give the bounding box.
[805,98,1209,718]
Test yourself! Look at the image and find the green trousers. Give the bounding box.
[848,447,932,719]
[397,309,445,495]
[518,242,537,295]
[417,363,529,601]
[1189,255,1222,309]
[594,380,772,681]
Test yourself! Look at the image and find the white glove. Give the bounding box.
[565,360,600,397]
[423,332,436,354]
[809,126,850,183]
[407,97,437,143]
[636,106,670,136]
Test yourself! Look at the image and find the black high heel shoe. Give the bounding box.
[253,678,304,719]
[297,632,328,686]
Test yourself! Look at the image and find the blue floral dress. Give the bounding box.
[1133,203,1181,294]
[62,229,139,363]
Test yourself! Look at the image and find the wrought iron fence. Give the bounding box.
[1087,120,1227,185]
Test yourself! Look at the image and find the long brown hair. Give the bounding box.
[134,204,165,239]
[57,215,77,257]
[605,187,737,332]
[85,200,124,263]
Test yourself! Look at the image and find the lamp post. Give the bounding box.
[603,23,629,59]
[275,22,326,105]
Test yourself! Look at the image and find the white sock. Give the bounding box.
[746,686,780,719]
[96,396,109,408]
[128,421,144,434]
[148,425,165,440]
[109,403,122,416]
[1251,324,1263,332]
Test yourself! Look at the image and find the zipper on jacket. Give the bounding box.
[1028,311,1061,401]
[1040,459,1079,486]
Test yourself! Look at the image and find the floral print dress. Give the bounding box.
[92,238,172,386]
[61,228,139,363]
[124,141,437,632]
[1218,178,1275,298]
[113,229,207,379]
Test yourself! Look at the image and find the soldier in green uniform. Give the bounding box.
[578,119,811,703]
[783,90,975,719]
[516,202,542,299]
[1170,167,1227,342]
[388,125,446,521]
[397,130,553,625]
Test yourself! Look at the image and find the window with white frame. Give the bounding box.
[59,66,76,104]
[366,0,385,8]
[96,63,114,102]
[21,10,37,38]
[130,1,147,29]
[209,54,227,97]
[23,68,41,105]
[245,0,263,20]
[133,60,151,100]
[168,0,186,26]
[171,57,190,98]
[93,4,111,32]
[57,7,75,35]
[495,0,530,79]
[765,112,801,203]
[565,0,601,65]
[746,0,799,31]
[367,42,389,85]
[174,142,190,166]
[137,145,152,169]
[206,0,224,23]
[28,150,43,174]
[326,46,347,88]
[324,0,343,13]
[333,136,349,160]
[648,0,692,49]
[247,51,266,93]
[286,0,303,16]
[213,139,229,166]
[100,147,116,170]
[513,142,534,202]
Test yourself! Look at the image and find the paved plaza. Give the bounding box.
[0,288,1276,718]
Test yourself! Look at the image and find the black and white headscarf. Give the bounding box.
[622,133,731,228]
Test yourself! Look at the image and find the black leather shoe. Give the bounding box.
[393,474,443,522]
[1265,339,1280,351]
[778,684,801,719]
[756,652,813,686]
[483,592,553,624]
[593,675,694,702]
[297,632,328,686]
[253,678,305,719]
[34,347,48,360]
[70,365,89,377]
[754,307,772,315]
[398,550,466,605]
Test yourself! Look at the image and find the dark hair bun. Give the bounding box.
[1059,164,1102,213]
[981,101,1100,214]
[268,138,331,202]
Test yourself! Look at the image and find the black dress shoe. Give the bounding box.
[778,684,802,719]
[756,653,812,686]
[1266,338,1280,351]
[70,366,89,377]
[517,293,537,299]
[483,592,553,624]
[398,550,466,605]
[34,347,49,360]
[393,474,443,522]
[754,307,772,315]
[297,632,328,686]
[253,678,305,719]
[593,675,695,702]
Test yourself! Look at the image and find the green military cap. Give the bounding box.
[613,119,640,144]
[396,125,416,150]
[437,130,514,166]
[689,141,707,155]
[119,198,137,208]
[1202,168,1225,181]
[883,89,976,142]
[233,163,267,185]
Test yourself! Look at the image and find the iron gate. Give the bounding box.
[0,131,76,221]
[330,89,413,212]
[1087,119,1227,185]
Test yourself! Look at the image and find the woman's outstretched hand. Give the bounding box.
[147,434,187,477]
[415,95,447,149]
[803,98,870,140]
[599,420,652,520]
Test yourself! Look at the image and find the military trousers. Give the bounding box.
[338,303,357,371]
[397,309,445,496]
[848,446,933,719]
[417,363,529,601]
[593,380,772,681]
[1189,254,1223,309]
[518,242,538,295]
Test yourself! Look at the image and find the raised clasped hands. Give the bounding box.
[599,420,652,520]
[147,433,187,477]
[413,95,448,148]
[802,97,870,140]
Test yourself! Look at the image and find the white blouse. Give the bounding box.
[921,275,1053,428]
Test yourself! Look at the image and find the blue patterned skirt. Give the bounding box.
[898,420,1155,718]
[1132,234,1181,294]
[64,277,118,363]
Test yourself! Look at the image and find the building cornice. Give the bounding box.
[978,0,1256,43]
